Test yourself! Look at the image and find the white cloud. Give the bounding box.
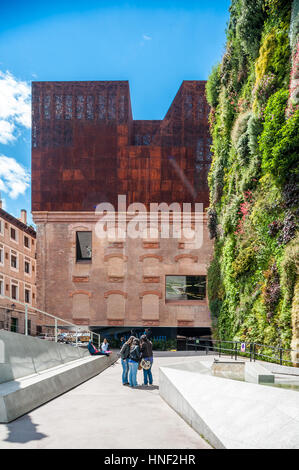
[142,34,152,40]
[0,70,31,144]
[0,155,30,199]
[0,120,16,144]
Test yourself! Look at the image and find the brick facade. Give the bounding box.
[32,80,214,329]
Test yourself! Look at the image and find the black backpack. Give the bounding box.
[129,346,140,362]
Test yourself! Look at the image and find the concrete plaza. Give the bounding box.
[0,354,212,449]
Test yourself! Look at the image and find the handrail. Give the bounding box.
[184,338,299,367]
[0,293,101,347]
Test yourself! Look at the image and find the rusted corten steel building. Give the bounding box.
[31,80,214,336]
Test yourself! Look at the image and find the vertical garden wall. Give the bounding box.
[206,0,299,353]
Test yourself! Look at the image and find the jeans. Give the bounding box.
[142,358,153,385]
[128,360,139,387]
[121,358,129,384]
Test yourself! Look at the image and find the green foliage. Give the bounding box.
[205,0,298,349]
[247,114,263,155]
[236,0,265,59]
[231,246,256,278]
[151,339,177,351]
[259,90,299,184]
[206,63,221,109]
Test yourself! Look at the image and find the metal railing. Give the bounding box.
[0,294,101,348]
[184,338,299,367]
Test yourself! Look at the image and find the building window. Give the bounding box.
[119,94,125,121]
[44,95,51,119]
[0,245,3,265]
[10,227,17,241]
[65,95,73,119]
[165,275,206,301]
[108,93,116,120]
[11,253,17,269]
[25,289,30,304]
[0,278,3,296]
[98,94,106,119]
[36,325,42,335]
[11,284,18,300]
[143,134,151,145]
[0,219,3,235]
[24,235,30,248]
[76,232,92,262]
[86,95,94,120]
[25,260,30,274]
[55,95,63,119]
[10,317,18,333]
[76,95,84,119]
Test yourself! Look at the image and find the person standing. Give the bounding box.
[101,338,109,353]
[143,328,152,340]
[140,334,153,386]
[128,338,141,387]
[119,336,134,385]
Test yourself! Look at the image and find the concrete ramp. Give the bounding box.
[0,331,117,423]
[159,360,299,449]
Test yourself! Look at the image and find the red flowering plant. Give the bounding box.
[234,190,253,236]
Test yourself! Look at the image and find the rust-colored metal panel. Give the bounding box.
[31,80,211,211]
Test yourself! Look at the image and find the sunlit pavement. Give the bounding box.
[0,355,212,449]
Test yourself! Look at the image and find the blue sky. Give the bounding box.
[0,0,230,226]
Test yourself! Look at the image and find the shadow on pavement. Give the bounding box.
[135,385,159,390]
[4,415,47,444]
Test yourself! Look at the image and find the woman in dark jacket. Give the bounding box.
[120,336,134,385]
[128,338,141,387]
[140,335,153,386]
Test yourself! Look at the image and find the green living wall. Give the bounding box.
[206,0,299,350]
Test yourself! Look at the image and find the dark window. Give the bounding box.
[10,228,16,240]
[24,236,29,248]
[11,317,18,333]
[76,232,92,262]
[11,254,17,269]
[36,325,42,335]
[25,261,30,274]
[165,275,206,301]
[11,284,18,299]
[25,289,30,303]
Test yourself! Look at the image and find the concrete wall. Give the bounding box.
[0,330,117,422]
[0,329,89,384]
